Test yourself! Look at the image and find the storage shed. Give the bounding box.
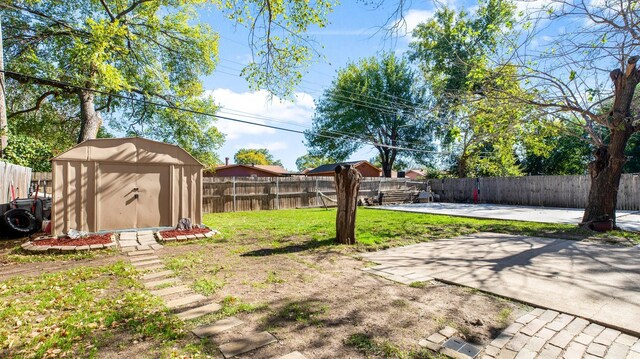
[51,137,203,236]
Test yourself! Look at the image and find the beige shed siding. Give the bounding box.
[52,138,203,236]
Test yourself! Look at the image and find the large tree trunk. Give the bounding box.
[334,164,362,244]
[77,89,102,143]
[456,153,469,178]
[582,56,640,228]
[582,131,631,227]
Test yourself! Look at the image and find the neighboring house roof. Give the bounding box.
[209,163,290,176]
[407,169,426,176]
[306,161,381,175]
[252,165,290,174]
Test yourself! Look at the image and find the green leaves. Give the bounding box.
[408,0,554,178]
[306,52,434,175]
[215,0,335,98]
[234,148,283,166]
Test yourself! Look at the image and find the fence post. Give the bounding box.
[315,178,319,206]
[232,177,237,212]
[276,177,280,210]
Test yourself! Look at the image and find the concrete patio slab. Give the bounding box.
[127,249,155,256]
[165,294,207,309]
[144,277,181,289]
[361,233,640,336]
[219,331,277,358]
[150,285,191,297]
[191,317,244,338]
[175,302,222,321]
[375,203,640,231]
[141,270,173,281]
[129,255,158,263]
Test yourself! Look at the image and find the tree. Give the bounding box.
[507,0,640,226]
[623,133,640,173]
[521,126,592,176]
[409,0,553,178]
[295,153,337,171]
[305,53,434,177]
[1,0,334,166]
[334,164,361,245]
[369,156,410,172]
[234,148,282,166]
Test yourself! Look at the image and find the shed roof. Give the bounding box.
[52,137,203,166]
[306,161,380,175]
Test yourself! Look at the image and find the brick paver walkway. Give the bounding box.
[483,308,640,359]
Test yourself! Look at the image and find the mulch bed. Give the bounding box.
[159,228,210,238]
[33,233,113,246]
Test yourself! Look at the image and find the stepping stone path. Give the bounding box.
[118,230,302,358]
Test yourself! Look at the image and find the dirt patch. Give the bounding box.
[155,238,528,358]
[159,227,210,238]
[32,232,113,246]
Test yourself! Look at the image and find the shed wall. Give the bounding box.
[52,138,202,236]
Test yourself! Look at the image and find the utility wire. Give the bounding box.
[1,69,455,154]
[3,5,442,127]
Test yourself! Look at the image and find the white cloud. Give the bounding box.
[206,89,315,140]
[238,141,289,152]
[392,9,435,37]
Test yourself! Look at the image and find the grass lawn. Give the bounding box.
[1,207,636,358]
[0,262,193,358]
[203,207,639,250]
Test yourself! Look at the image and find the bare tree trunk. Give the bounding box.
[582,56,640,228]
[582,130,633,228]
[456,154,469,178]
[77,89,102,143]
[382,161,392,178]
[334,164,362,244]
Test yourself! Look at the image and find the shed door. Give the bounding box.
[99,164,171,230]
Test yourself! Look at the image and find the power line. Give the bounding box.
[2,5,440,126]
[1,69,453,154]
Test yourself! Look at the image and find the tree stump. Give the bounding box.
[334,164,362,244]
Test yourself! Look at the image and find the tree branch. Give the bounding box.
[99,0,116,21]
[115,0,153,20]
[7,91,57,119]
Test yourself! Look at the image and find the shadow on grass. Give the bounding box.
[240,237,337,257]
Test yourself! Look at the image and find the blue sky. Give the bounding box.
[196,0,552,171]
[196,1,439,170]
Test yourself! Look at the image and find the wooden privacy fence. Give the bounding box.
[429,174,640,211]
[31,172,53,196]
[1,162,32,211]
[202,176,426,213]
[27,172,640,212]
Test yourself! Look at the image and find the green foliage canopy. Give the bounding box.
[305,52,435,177]
[409,0,553,177]
[234,148,283,166]
[295,153,337,171]
[2,0,335,168]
